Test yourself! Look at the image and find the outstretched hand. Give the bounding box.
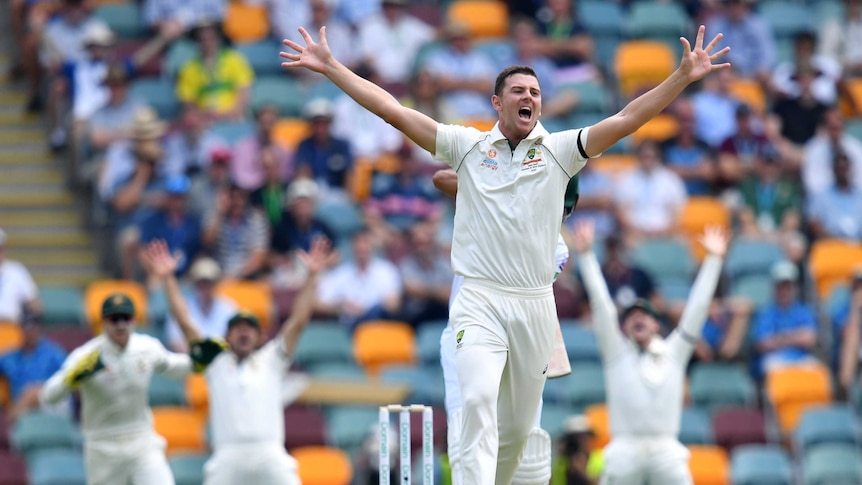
[572,221,595,255]
[280,26,333,74]
[698,225,730,258]
[297,236,336,275]
[678,25,731,83]
[141,240,181,279]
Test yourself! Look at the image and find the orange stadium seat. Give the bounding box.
[272,118,311,152]
[293,446,353,485]
[464,118,497,132]
[729,78,766,114]
[632,113,679,144]
[590,154,638,179]
[84,280,148,334]
[765,364,832,435]
[447,1,509,39]
[0,375,9,409]
[679,197,731,261]
[222,1,270,43]
[152,406,207,455]
[687,445,730,485]
[809,238,862,299]
[0,322,23,354]
[840,78,862,117]
[215,280,274,331]
[584,404,610,451]
[185,374,209,419]
[614,41,675,98]
[353,320,416,376]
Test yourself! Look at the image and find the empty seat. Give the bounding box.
[235,39,284,77]
[84,280,148,334]
[272,118,311,151]
[185,373,209,419]
[730,78,767,114]
[152,407,206,455]
[540,402,576,440]
[730,444,792,485]
[632,113,679,144]
[250,77,306,117]
[284,405,328,450]
[630,237,695,286]
[759,2,812,39]
[148,373,187,407]
[679,197,731,260]
[92,3,147,38]
[129,78,181,120]
[584,404,610,450]
[765,364,832,435]
[0,323,23,354]
[679,407,714,445]
[794,405,859,454]
[564,81,609,115]
[712,407,766,452]
[687,445,729,485]
[38,287,84,326]
[28,448,86,485]
[353,321,416,376]
[314,201,363,240]
[416,320,448,364]
[223,2,270,43]
[578,0,625,37]
[307,362,368,381]
[164,39,199,80]
[292,446,353,485]
[325,406,379,449]
[802,443,862,485]
[446,1,509,39]
[559,323,601,363]
[725,239,784,283]
[170,452,208,485]
[627,1,691,41]
[214,280,273,331]
[688,363,756,412]
[0,450,27,485]
[294,323,353,368]
[379,365,445,406]
[543,362,605,410]
[206,120,255,145]
[11,413,77,457]
[729,275,774,310]
[614,41,675,97]
[809,239,862,298]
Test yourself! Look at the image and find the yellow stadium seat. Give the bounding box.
[614,41,675,98]
[840,78,862,117]
[729,78,766,114]
[272,118,311,152]
[632,113,679,144]
[293,446,353,485]
[590,154,638,179]
[584,404,610,451]
[152,406,207,455]
[679,197,731,261]
[215,280,274,331]
[0,375,9,409]
[687,445,730,485]
[353,320,416,376]
[0,322,23,354]
[464,118,497,132]
[186,374,209,419]
[84,280,149,334]
[222,1,270,43]
[809,238,862,298]
[447,1,509,39]
[765,364,832,435]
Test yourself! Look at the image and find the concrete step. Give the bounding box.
[3,229,92,248]
[32,272,106,288]
[0,171,63,184]
[0,129,45,145]
[0,111,40,127]
[0,192,73,207]
[0,150,52,164]
[5,249,98,267]
[0,209,82,228]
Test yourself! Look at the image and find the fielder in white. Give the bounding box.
[572,221,728,485]
[140,237,333,485]
[40,293,192,485]
[280,24,730,485]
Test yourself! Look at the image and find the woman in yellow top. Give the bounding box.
[176,20,254,121]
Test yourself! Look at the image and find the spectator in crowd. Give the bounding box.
[230,105,292,191]
[294,99,354,203]
[143,0,225,32]
[399,70,459,165]
[335,0,381,26]
[0,312,68,423]
[707,0,776,82]
[161,104,211,178]
[203,183,270,280]
[554,414,600,485]
[176,20,254,122]
[251,148,291,228]
[807,151,862,240]
[0,229,40,322]
[693,278,752,364]
[615,140,687,241]
[534,0,597,83]
[315,228,402,331]
[802,107,862,196]
[836,268,862,394]
[267,0,311,43]
[662,97,716,195]
[138,175,202,282]
[563,163,616,244]
[301,0,356,71]
[692,68,740,147]
[818,0,862,76]
[717,104,774,188]
[770,63,831,149]
[754,260,819,374]
[356,0,434,85]
[597,234,661,316]
[164,257,236,353]
[188,145,233,218]
[422,21,498,121]
[772,31,842,106]
[398,222,453,327]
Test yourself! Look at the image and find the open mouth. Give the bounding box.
[518,107,532,121]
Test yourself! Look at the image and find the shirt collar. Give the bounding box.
[489,121,550,145]
[628,335,667,356]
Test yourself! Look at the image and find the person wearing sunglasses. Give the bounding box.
[40,293,192,485]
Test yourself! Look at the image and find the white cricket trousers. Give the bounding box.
[450,277,556,485]
[204,443,300,485]
[599,437,692,485]
[84,432,174,485]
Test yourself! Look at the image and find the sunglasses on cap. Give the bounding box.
[106,314,133,324]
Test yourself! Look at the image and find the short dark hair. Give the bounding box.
[494,66,539,97]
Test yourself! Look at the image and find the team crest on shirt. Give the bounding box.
[456,330,465,349]
[521,147,546,172]
[488,148,497,159]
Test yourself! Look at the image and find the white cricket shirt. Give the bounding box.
[578,251,722,438]
[205,339,291,450]
[434,122,592,289]
[40,333,192,440]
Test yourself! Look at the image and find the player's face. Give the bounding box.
[226,322,261,358]
[104,314,134,347]
[622,310,659,347]
[493,73,541,140]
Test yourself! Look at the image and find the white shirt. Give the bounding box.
[71,59,109,121]
[434,122,592,289]
[803,133,862,195]
[615,167,687,234]
[578,251,722,439]
[317,258,402,314]
[205,339,291,450]
[771,55,842,105]
[331,94,403,158]
[0,260,38,322]
[166,294,236,351]
[357,13,435,83]
[40,333,191,441]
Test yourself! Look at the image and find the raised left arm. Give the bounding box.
[280,237,336,358]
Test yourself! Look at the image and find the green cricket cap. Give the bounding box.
[102,293,135,317]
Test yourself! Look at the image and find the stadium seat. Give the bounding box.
[475,39,515,70]
[294,323,353,368]
[92,3,147,39]
[630,237,695,287]
[185,373,209,419]
[679,407,714,445]
[631,113,679,144]
[235,39,283,77]
[730,444,792,485]
[577,0,625,37]
[222,1,270,43]
[148,373,187,407]
[38,286,84,326]
[250,77,306,117]
[307,81,344,101]
[809,238,862,298]
[729,275,774,310]
[815,0,845,25]
[687,445,729,485]
[152,407,207,455]
[590,154,638,179]
[325,406,379,449]
[464,118,497,132]
[678,197,731,260]
[541,402,576,440]
[84,280,148,334]
[214,280,274,331]
[563,81,609,114]
[128,78,181,120]
[164,40,200,80]
[379,365,445,406]
[28,449,86,485]
[169,453,208,485]
[292,446,353,485]
[11,412,78,457]
[614,41,675,98]
[627,1,691,43]
[446,1,509,39]
[416,320,448,364]
[307,361,368,381]
[272,118,311,151]
[584,404,610,450]
[314,200,364,240]
[543,362,605,410]
[559,323,601,363]
[0,450,28,485]
[283,405,328,450]
[730,78,767,114]
[793,405,859,454]
[353,321,416,376]
[688,363,756,412]
[725,239,784,283]
[765,364,832,435]
[206,120,255,145]
[802,443,862,485]
[712,408,767,452]
[0,323,23,354]
[758,2,812,40]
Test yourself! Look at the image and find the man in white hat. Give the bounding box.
[0,228,41,323]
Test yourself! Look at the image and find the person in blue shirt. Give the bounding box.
[138,174,201,279]
[0,313,67,422]
[294,98,354,202]
[753,260,819,376]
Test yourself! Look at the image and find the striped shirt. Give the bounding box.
[210,209,269,277]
